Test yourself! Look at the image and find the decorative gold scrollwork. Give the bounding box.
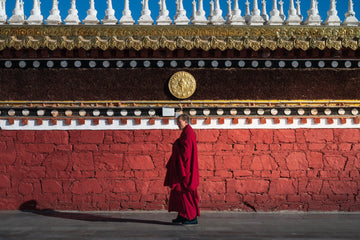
[0,25,359,51]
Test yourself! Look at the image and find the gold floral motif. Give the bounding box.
[294,39,309,51]
[0,25,360,51]
[183,40,194,50]
[343,39,358,50]
[169,72,196,100]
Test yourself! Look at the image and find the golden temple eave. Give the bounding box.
[0,25,360,51]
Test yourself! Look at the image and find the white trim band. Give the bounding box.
[1,118,360,130]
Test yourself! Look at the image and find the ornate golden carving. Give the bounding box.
[169,71,196,99]
[0,25,359,51]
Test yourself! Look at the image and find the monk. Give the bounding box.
[164,114,200,225]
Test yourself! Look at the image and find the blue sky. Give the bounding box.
[5,0,356,23]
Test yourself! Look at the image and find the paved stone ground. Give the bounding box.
[0,211,360,240]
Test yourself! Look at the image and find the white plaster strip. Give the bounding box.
[1,118,360,130]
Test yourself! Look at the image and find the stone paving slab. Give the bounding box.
[0,210,360,240]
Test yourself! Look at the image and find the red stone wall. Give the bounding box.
[0,129,359,211]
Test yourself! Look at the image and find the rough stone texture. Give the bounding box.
[0,129,360,211]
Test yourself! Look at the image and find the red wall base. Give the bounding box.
[0,129,359,211]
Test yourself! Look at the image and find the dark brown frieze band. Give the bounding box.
[1,68,360,101]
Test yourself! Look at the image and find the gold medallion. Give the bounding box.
[168,71,196,99]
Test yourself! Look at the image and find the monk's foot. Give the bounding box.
[172,215,187,224]
[182,217,198,225]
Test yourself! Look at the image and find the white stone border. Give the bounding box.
[1,118,360,130]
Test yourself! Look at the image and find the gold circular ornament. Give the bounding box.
[168,71,196,99]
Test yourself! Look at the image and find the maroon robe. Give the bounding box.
[164,125,200,220]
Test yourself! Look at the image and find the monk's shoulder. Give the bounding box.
[183,125,197,141]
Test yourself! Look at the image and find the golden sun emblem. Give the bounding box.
[168,71,196,99]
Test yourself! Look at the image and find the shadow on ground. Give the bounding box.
[19,200,173,226]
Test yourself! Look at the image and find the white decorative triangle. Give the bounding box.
[103,0,118,25]
[249,0,265,26]
[119,0,134,25]
[268,0,284,25]
[343,0,359,26]
[157,0,172,25]
[46,0,62,25]
[9,0,25,25]
[285,0,302,25]
[64,0,81,25]
[27,0,44,25]
[0,0,7,24]
[304,0,322,25]
[138,0,154,25]
[83,0,99,25]
[174,0,190,25]
[191,0,208,25]
[209,0,225,25]
[229,0,246,25]
[324,0,341,26]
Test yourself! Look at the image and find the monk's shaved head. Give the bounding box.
[177,114,190,124]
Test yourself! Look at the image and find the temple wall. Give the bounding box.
[1,128,359,212]
[1,23,360,213]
